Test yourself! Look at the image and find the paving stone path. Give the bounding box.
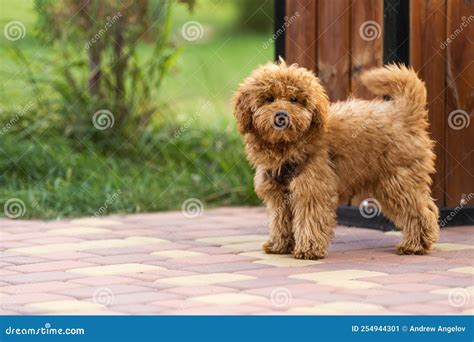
[0,207,472,315]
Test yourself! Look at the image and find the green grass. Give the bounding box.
[0,127,258,219]
[0,0,272,219]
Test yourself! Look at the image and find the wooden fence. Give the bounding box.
[276,0,473,216]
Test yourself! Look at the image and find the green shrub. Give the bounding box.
[6,0,181,148]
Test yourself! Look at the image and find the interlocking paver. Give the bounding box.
[0,208,472,315]
[26,299,106,312]
[66,263,165,276]
[156,273,256,287]
[5,260,96,273]
[0,281,82,294]
[190,293,265,305]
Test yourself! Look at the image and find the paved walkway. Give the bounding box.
[0,207,472,315]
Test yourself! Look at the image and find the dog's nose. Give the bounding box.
[273,111,289,130]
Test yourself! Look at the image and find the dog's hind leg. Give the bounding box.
[374,171,439,255]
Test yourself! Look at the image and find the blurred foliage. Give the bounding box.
[237,0,273,33]
[0,0,272,219]
[15,0,180,149]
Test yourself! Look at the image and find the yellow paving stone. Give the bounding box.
[26,300,106,312]
[69,218,122,226]
[434,243,474,252]
[289,270,385,289]
[197,235,266,245]
[448,267,474,275]
[329,280,381,289]
[67,263,165,276]
[431,286,474,296]
[156,273,255,286]
[462,308,473,315]
[290,302,383,314]
[151,250,205,258]
[190,293,265,305]
[240,251,322,267]
[8,237,167,255]
[384,231,402,236]
[47,227,111,236]
[290,269,387,282]
[221,241,263,252]
[289,307,339,315]
[321,301,384,311]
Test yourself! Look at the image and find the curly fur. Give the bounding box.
[233,60,439,259]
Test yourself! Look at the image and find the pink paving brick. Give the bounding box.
[39,252,100,260]
[1,271,82,284]
[81,254,165,265]
[54,284,155,298]
[4,260,97,273]
[68,276,139,286]
[164,285,239,297]
[1,293,73,305]
[0,209,472,315]
[109,292,182,305]
[0,281,83,294]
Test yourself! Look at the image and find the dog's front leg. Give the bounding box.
[254,168,294,254]
[290,161,338,260]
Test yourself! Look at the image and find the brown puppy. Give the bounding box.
[233,60,439,260]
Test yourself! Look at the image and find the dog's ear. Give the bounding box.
[233,84,256,135]
[306,79,329,130]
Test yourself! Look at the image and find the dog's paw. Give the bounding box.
[262,240,293,254]
[396,243,428,255]
[293,248,326,260]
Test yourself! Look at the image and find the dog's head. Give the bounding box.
[233,59,329,144]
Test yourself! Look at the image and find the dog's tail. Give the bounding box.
[360,64,427,122]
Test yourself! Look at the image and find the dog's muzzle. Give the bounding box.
[272,111,290,130]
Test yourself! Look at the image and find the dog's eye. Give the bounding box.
[266,96,274,103]
[290,96,297,103]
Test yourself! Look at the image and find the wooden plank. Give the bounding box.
[317,0,351,101]
[445,0,474,207]
[410,0,447,207]
[349,0,384,207]
[284,0,317,71]
[351,0,384,99]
